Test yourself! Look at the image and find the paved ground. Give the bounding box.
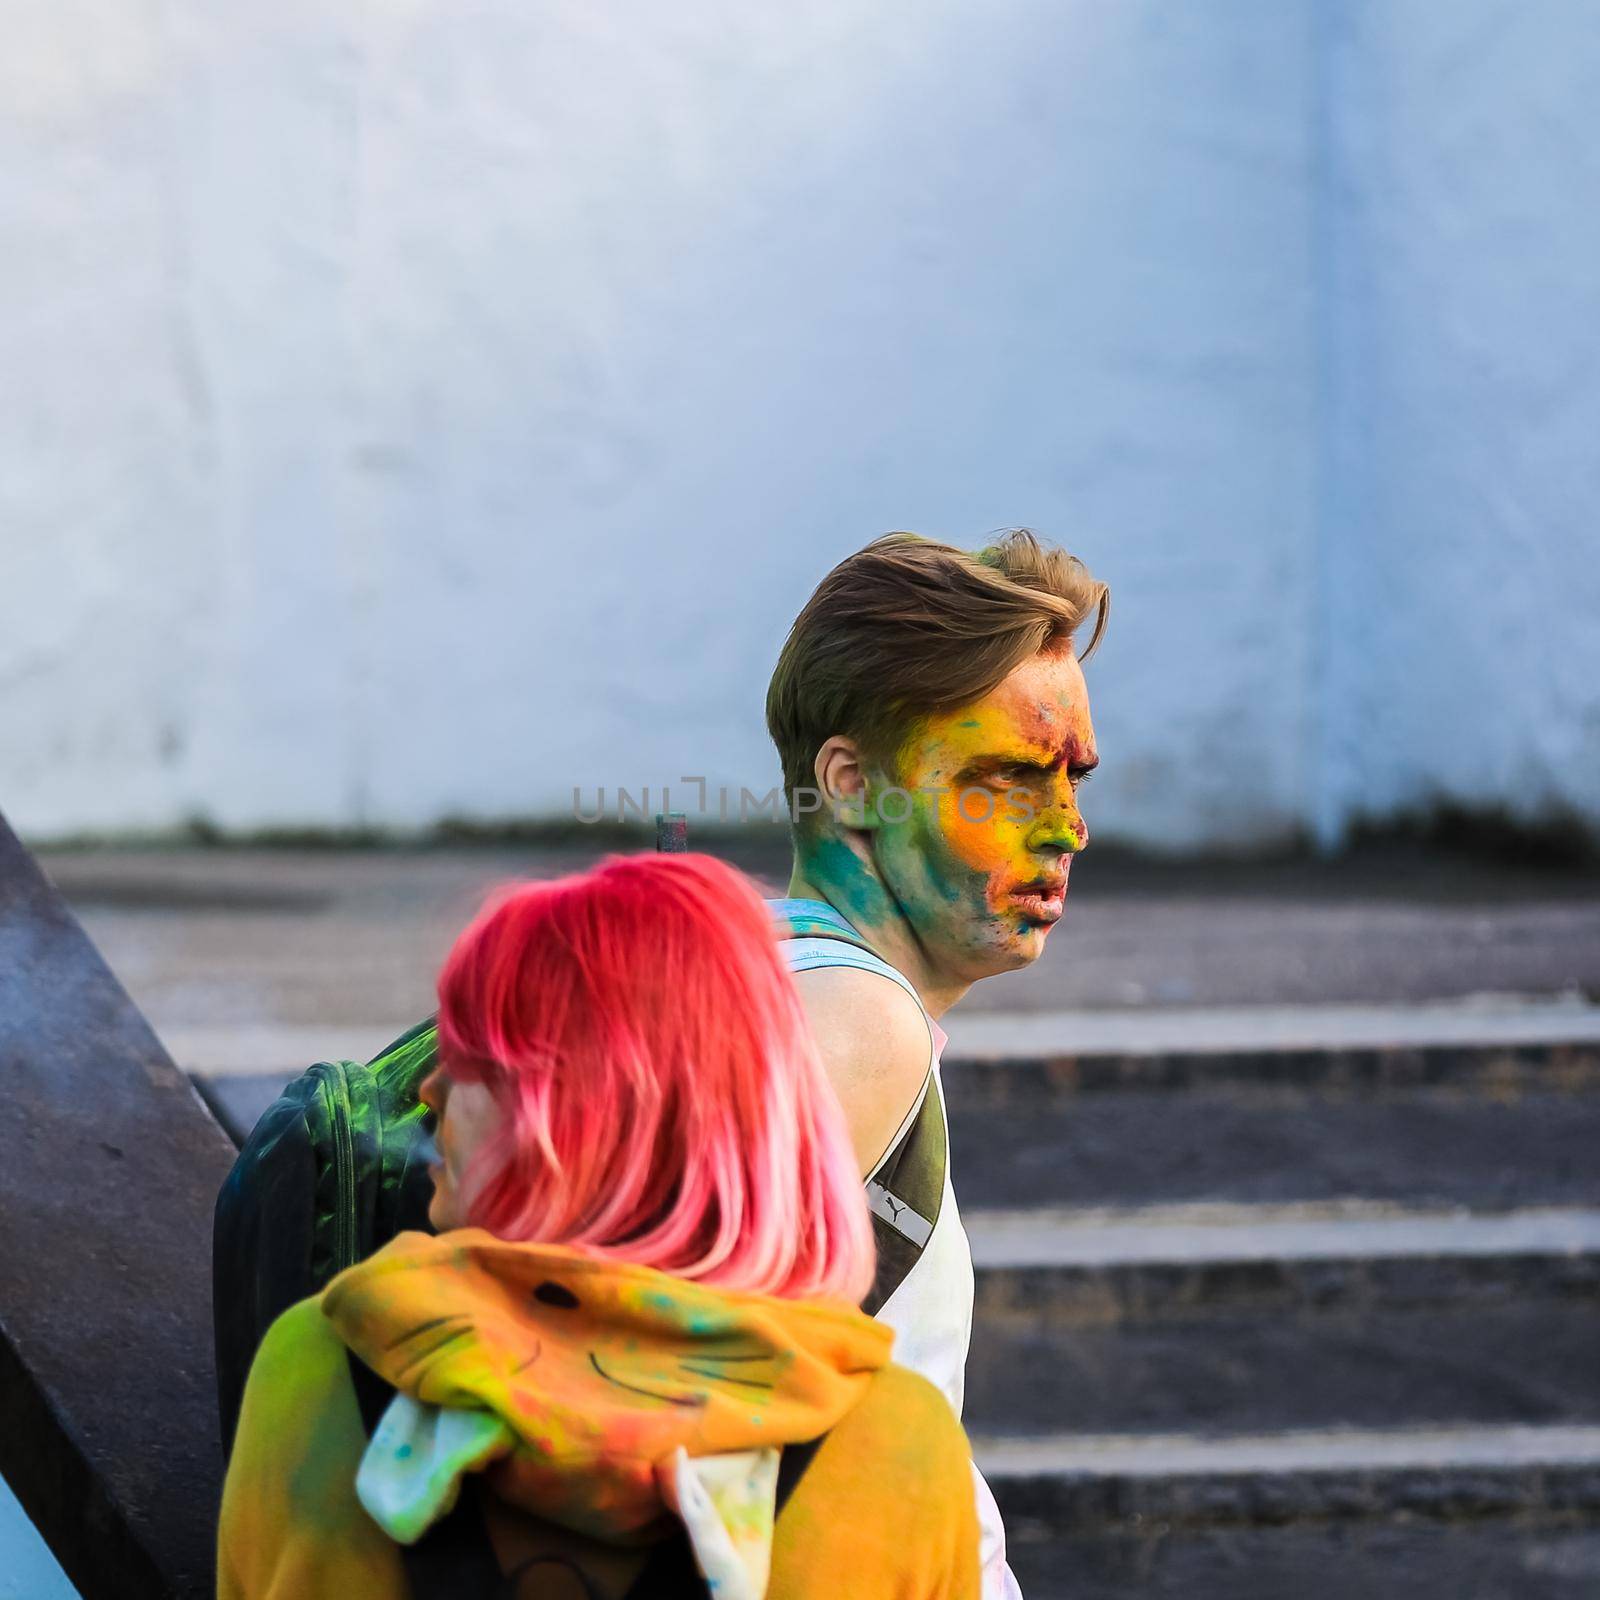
[35,839,1600,1078]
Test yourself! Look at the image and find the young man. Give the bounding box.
[764,528,1107,1599]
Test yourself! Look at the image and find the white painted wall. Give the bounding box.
[1,1,1593,848]
[1315,0,1600,842]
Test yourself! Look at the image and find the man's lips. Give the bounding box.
[1009,879,1067,923]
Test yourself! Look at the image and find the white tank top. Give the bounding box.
[774,901,1019,1598]
[774,915,974,1419]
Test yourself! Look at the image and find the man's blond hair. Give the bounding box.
[766,529,1108,811]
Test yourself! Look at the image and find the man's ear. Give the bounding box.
[812,736,878,831]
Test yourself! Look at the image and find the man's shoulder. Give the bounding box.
[789,962,932,1076]
[788,962,932,1175]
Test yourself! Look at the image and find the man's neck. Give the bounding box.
[786,835,971,1020]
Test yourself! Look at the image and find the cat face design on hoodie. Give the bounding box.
[464,1273,793,1412]
[326,1233,891,1541]
[350,1248,831,1431]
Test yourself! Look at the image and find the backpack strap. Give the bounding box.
[768,898,948,1316]
[774,1433,825,1512]
[348,1350,827,1600]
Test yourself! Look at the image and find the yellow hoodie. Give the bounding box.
[219,1230,979,1599]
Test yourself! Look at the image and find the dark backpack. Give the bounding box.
[212,1018,440,1452]
[213,901,944,1455]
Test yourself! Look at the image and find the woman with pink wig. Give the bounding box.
[219,851,979,1599]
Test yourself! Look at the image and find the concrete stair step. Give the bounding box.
[1004,1521,1600,1600]
[950,1091,1600,1211]
[963,1205,1600,1436]
[978,1424,1600,1600]
[942,1018,1600,1211]
[941,999,1600,1081]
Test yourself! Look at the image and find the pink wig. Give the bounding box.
[434,851,876,1304]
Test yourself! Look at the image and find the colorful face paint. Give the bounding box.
[793,646,1097,1006]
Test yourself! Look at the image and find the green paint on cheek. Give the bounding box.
[919,842,985,910]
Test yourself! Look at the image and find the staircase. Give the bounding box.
[47,838,1600,1597]
[942,1006,1600,1598]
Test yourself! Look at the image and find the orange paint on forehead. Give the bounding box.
[906,650,1096,775]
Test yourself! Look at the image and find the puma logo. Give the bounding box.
[867,1182,933,1247]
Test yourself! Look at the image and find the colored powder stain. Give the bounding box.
[802,835,888,928]
[910,818,985,912]
[286,1409,367,1533]
[395,1443,412,1460]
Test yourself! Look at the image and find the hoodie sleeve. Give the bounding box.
[930,1412,983,1600]
[768,1363,980,1599]
[219,1299,408,1600]
[881,1366,980,1600]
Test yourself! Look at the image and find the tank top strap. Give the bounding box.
[768,896,877,949]
[767,897,926,1014]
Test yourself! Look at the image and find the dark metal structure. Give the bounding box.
[0,814,235,1599]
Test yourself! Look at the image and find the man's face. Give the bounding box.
[868,645,1097,986]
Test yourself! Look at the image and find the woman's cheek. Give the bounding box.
[427,1179,455,1232]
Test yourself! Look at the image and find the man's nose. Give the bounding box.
[1029,795,1088,855]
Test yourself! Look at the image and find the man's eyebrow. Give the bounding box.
[956,744,1099,780]
[956,751,1056,776]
